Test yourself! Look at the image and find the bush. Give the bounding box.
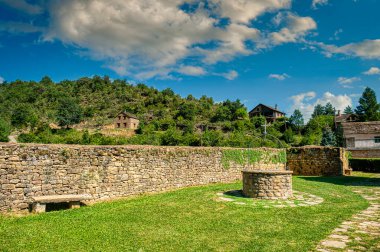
[349,158,380,173]
[0,118,11,142]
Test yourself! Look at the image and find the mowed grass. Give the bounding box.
[0,174,376,252]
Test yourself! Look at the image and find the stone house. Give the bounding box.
[249,104,285,123]
[341,121,380,158]
[115,112,140,130]
[334,111,358,128]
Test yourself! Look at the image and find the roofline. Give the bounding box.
[118,111,138,119]
[249,103,286,115]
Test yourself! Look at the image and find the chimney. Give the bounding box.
[275,104,278,110]
[337,110,341,116]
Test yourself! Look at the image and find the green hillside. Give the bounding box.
[0,76,350,147]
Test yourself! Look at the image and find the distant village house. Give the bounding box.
[249,104,285,123]
[334,110,358,128]
[342,121,380,148]
[341,121,380,158]
[115,111,140,130]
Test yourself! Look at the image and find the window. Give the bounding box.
[124,123,127,128]
[375,137,380,143]
[123,116,127,120]
[117,123,120,128]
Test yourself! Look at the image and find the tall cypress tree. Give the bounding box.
[355,87,380,121]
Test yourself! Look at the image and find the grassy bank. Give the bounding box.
[0,174,375,251]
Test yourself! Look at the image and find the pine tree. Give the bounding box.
[324,102,335,116]
[343,106,354,114]
[355,87,380,121]
[312,104,324,118]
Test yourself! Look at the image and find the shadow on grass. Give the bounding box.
[298,174,380,187]
[223,190,248,198]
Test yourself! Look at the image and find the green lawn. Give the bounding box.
[0,173,378,252]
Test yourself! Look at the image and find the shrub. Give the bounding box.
[0,118,11,142]
[349,158,380,173]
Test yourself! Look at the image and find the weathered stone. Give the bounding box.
[287,146,348,176]
[242,170,293,200]
[0,144,344,213]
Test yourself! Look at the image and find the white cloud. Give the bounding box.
[211,0,291,24]
[269,73,290,80]
[338,77,361,88]
[321,39,380,60]
[43,0,270,79]
[177,66,206,76]
[0,0,318,79]
[270,13,317,45]
[290,91,352,121]
[0,0,43,14]
[312,0,328,9]
[363,67,380,75]
[219,70,239,80]
[39,0,317,79]
[0,76,4,84]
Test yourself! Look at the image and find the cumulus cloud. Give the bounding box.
[0,0,317,79]
[321,39,380,60]
[290,91,352,121]
[0,76,4,84]
[269,73,290,80]
[42,0,272,79]
[270,13,317,45]
[363,67,380,75]
[219,70,239,80]
[211,0,291,24]
[0,0,43,15]
[312,0,328,9]
[177,66,206,76]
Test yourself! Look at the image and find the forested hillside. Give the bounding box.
[0,76,378,147]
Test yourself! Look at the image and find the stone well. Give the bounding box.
[242,170,293,200]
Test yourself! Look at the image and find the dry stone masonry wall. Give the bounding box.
[286,146,349,176]
[0,144,285,212]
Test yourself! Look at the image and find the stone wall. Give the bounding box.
[286,146,349,176]
[348,148,380,158]
[0,144,285,212]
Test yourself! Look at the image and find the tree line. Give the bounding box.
[0,76,379,147]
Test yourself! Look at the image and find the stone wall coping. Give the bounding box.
[288,145,343,150]
[241,170,293,175]
[0,142,285,151]
[348,147,380,151]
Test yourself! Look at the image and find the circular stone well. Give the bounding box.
[242,170,293,200]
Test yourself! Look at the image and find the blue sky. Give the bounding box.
[0,0,380,120]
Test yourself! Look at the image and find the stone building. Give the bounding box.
[334,111,358,128]
[114,111,139,130]
[249,104,285,123]
[341,121,380,158]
